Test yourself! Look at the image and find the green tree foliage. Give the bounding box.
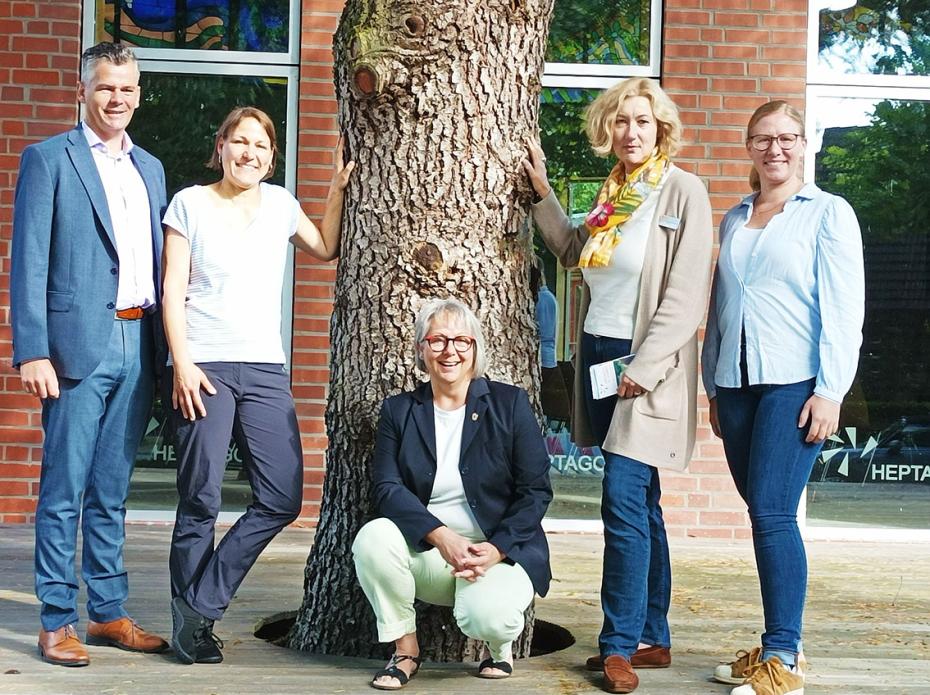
[818,99,930,241]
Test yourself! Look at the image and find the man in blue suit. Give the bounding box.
[11,42,169,666]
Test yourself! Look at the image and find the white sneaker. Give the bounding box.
[730,656,804,695]
[714,647,763,684]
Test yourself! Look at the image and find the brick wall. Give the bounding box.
[0,0,809,535]
[662,0,808,539]
[292,1,345,522]
[0,0,82,523]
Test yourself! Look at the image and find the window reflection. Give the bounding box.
[94,0,290,53]
[133,72,287,195]
[818,1,930,77]
[537,87,614,519]
[546,0,652,65]
[128,71,288,512]
[808,96,930,529]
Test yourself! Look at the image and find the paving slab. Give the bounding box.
[1,525,927,694]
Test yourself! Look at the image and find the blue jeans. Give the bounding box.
[715,377,822,663]
[581,333,672,658]
[35,318,154,630]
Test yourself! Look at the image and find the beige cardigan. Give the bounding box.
[532,167,713,471]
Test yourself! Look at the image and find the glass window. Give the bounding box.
[83,0,298,520]
[544,0,661,80]
[805,94,930,529]
[94,0,290,53]
[125,68,292,513]
[547,0,652,67]
[816,1,930,78]
[132,71,288,195]
[537,87,614,520]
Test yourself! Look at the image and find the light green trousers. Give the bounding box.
[352,518,535,662]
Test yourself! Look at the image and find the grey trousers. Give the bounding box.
[168,362,303,620]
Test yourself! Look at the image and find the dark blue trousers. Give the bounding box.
[168,362,302,621]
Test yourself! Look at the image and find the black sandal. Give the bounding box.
[371,654,422,691]
[477,657,513,679]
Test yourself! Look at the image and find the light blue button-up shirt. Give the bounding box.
[702,183,864,403]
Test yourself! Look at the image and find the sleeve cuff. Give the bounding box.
[813,386,843,404]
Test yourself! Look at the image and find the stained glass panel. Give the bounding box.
[546,0,652,66]
[94,0,290,53]
[819,1,930,77]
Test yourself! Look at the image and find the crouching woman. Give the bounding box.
[353,297,553,690]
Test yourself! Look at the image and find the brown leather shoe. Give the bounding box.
[38,625,89,667]
[587,645,672,671]
[86,617,169,653]
[602,655,639,693]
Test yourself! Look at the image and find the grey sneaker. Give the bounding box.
[194,620,224,664]
[171,596,208,665]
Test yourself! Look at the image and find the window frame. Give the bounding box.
[82,0,301,65]
[807,0,930,89]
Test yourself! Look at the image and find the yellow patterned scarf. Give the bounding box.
[578,151,670,268]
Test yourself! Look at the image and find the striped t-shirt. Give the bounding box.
[163,182,300,365]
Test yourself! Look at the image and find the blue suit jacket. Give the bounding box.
[372,378,553,597]
[10,126,167,379]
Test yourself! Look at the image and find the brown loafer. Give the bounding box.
[86,617,169,653]
[38,624,89,667]
[587,645,671,671]
[602,655,639,693]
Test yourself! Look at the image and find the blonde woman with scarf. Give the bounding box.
[523,77,713,694]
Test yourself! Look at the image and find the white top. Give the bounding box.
[427,404,486,542]
[81,122,155,310]
[162,182,300,365]
[582,169,669,339]
[729,224,758,281]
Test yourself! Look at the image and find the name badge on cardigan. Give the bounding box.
[659,215,681,230]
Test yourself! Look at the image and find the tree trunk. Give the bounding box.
[288,0,555,660]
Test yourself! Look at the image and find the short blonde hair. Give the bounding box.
[413,298,487,378]
[746,100,805,192]
[584,77,683,159]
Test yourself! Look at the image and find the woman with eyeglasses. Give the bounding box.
[352,297,552,690]
[702,101,864,695]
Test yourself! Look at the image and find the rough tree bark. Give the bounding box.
[288,0,555,660]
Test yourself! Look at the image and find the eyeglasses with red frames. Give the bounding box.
[748,133,802,151]
[421,335,475,353]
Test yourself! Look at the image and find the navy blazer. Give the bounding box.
[372,378,553,597]
[10,125,167,379]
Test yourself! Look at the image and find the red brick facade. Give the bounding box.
[0,0,808,536]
